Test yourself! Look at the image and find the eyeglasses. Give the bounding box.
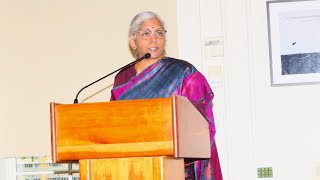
[137,29,167,39]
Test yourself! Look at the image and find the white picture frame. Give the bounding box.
[267,0,320,86]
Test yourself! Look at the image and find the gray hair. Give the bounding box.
[129,11,165,39]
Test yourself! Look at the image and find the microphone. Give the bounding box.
[73,52,151,104]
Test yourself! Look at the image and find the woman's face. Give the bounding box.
[130,18,166,61]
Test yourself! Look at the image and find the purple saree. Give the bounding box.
[111,57,222,180]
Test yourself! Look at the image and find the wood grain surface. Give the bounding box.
[51,98,174,162]
[79,156,184,180]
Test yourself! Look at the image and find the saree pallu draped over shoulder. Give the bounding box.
[111,57,223,180]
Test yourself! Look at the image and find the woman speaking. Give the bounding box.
[111,11,223,180]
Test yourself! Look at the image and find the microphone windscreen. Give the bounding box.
[145,53,151,59]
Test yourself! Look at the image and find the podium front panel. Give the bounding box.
[51,98,174,162]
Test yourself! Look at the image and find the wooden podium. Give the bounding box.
[50,95,210,180]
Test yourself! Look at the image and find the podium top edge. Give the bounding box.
[50,95,186,105]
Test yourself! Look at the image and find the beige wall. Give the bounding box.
[0,0,178,157]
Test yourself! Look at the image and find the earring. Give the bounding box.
[132,46,136,50]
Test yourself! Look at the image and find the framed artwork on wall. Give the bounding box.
[267,0,320,86]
